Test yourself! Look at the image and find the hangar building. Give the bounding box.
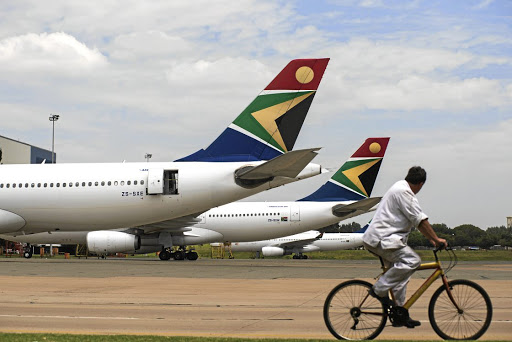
[0,134,54,164]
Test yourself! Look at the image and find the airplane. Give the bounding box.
[228,223,369,259]
[0,58,330,257]
[5,137,389,260]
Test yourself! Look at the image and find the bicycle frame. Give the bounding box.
[378,248,462,311]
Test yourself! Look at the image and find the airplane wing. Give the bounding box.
[331,197,381,218]
[138,214,202,234]
[271,231,323,248]
[235,148,320,180]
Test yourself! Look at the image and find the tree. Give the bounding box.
[339,222,362,233]
[453,224,485,247]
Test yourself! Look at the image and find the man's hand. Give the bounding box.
[430,237,447,249]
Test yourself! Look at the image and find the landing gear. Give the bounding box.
[292,253,308,259]
[159,249,172,260]
[23,245,33,259]
[158,247,198,261]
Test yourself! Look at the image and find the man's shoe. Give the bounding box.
[368,287,393,307]
[392,317,421,328]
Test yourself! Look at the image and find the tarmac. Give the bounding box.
[0,257,510,340]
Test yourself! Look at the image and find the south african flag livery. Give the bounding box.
[300,138,390,202]
[177,59,329,162]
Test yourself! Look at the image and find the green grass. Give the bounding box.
[0,334,505,342]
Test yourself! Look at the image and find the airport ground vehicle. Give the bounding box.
[323,246,492,340]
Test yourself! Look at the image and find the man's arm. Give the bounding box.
[417,219,447,248]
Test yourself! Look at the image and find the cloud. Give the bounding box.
[0,32,107,75]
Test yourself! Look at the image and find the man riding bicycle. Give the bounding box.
[363,166,447,328]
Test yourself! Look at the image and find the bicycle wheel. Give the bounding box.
[429,279,492,340]
[324,280,387,340]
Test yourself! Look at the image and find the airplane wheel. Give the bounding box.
[159,250,171,260]
[292,255,298,259]
[174,251,185,260]
[302,255,308,260]
[186,252,198,260]
[23,251,33,259]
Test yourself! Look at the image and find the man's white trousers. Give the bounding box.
[364,243,421,306]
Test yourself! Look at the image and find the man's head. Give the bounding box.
[405,166,426,194]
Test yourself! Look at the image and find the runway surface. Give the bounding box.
[0,258,510,340]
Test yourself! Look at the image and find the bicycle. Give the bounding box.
[323,246,492,340]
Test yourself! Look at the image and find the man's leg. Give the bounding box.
[367,245,421,306]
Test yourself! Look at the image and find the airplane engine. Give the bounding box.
[262,246,285,257]
[86,231,141,254]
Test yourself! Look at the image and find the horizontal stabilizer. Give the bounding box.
[235,148,320,180]
[332,197,381,218]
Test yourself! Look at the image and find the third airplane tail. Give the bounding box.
[176,58,330,162]
[299,137,390,202]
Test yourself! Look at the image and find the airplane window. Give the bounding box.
[31,183,35,188]
[0,184,3,188]
[141,180,144,185]
[95,182,98,186]
[19,183,22,188]
[38,183,41,188]
[88,182,92,186]
[121,181,125,186]
[101,181,105,186]
[25,183,28,188]
[44,183,47,188]
[62,183,66,187]
[108,181,111,186]
[127,181,131,185]
[68,183,72,187]
[134,181,138,185]
[75,182,79,187]
[57,183,60,187]
[82,182,85,186]
[6,184,9,188]
[50,183,54,187]
[114,181,118,186]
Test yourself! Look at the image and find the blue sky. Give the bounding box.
[0,0,510,229]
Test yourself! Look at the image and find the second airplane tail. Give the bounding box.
[299,137,390,202]
[176,58,329,162]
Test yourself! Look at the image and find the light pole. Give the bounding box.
[145,153,152,162]
[49,114,60,164]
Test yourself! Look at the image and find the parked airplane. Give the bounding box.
[6,137,388,260]
[228,224,369,259]
[0,59,330,257]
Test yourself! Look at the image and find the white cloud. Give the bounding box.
[0,32,107,74]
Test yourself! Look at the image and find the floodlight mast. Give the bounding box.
[49,114,60,164]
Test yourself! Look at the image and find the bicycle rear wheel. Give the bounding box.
[323,280,387,340]
[429,279,492,340]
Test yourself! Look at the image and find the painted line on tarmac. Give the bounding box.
[0,314,139,320]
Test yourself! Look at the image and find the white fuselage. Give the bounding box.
[0,161,320,234]
[229,231,364,253]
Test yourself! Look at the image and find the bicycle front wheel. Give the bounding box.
[429,279,492,340]
[323,280,387,340]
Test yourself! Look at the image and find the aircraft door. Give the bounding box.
[148,169,164,194]
[290,204,300,221]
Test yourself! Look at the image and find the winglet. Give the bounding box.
[176,59,329,162]
[299,137,390,202]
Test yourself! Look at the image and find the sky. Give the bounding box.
[0,0,510,230]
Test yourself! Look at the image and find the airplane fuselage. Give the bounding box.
[0,161,320,234]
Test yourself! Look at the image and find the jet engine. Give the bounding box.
[262,246,285,257]
[86,231,141,254]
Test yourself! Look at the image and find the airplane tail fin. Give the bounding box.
[299,137,390,202]
[176,58,329,162]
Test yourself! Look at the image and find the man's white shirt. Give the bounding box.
[363,180,428,249]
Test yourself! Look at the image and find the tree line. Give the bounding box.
[330,222,512,249]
